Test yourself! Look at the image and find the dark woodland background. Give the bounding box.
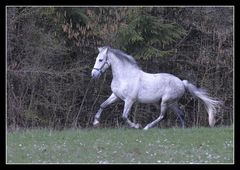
[6,7,233,130]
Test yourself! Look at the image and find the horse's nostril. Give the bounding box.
[91,70,96,77]
[91,70,100,79]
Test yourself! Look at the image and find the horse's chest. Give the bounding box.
[111,80,137,101]
[111,81,127,100]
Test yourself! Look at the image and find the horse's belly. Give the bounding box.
[137,96,161,103]
[137,84,162,103]
[136,73,165,103]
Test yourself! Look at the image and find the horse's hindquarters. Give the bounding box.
[137,72,185,103]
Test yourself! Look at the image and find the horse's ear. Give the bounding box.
[98,47,103,52]
[104,47,109,53]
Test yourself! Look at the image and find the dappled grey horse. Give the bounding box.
[91,46,222,130]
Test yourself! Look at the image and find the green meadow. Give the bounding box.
[7,126,233,164]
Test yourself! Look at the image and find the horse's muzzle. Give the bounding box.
[91,69,101,79]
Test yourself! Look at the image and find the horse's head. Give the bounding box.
[91,47,111,79]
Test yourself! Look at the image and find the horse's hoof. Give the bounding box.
[135,123,142,129]
[143,126,149,130]
[93,119,100,127]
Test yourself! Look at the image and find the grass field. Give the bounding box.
[6,126,233,164]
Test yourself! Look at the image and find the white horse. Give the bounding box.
[91,46,222,130]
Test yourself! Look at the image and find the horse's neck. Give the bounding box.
[110,55,140,81]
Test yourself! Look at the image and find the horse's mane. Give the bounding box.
[102,46,140,69]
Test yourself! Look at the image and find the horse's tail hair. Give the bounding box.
[182,80,223,127]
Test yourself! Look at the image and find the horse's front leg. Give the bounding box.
[122,100,141,129]
[93,93,119,126]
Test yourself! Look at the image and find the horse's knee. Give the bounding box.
[159,115,164,120]
[100,104,106,109]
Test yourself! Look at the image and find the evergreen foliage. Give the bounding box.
[115,8,186,60]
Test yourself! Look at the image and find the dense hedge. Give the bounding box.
[7,7,233,130]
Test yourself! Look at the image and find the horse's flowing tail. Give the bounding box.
[182,80,222,127]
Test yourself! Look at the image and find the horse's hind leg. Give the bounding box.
[143,100,168,130]
[170,103,185,128]
[93,93,119,126]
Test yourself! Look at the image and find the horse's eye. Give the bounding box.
[99,59,103,62]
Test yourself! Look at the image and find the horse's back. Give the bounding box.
[137,72,185,103]
[141,72,183,86]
